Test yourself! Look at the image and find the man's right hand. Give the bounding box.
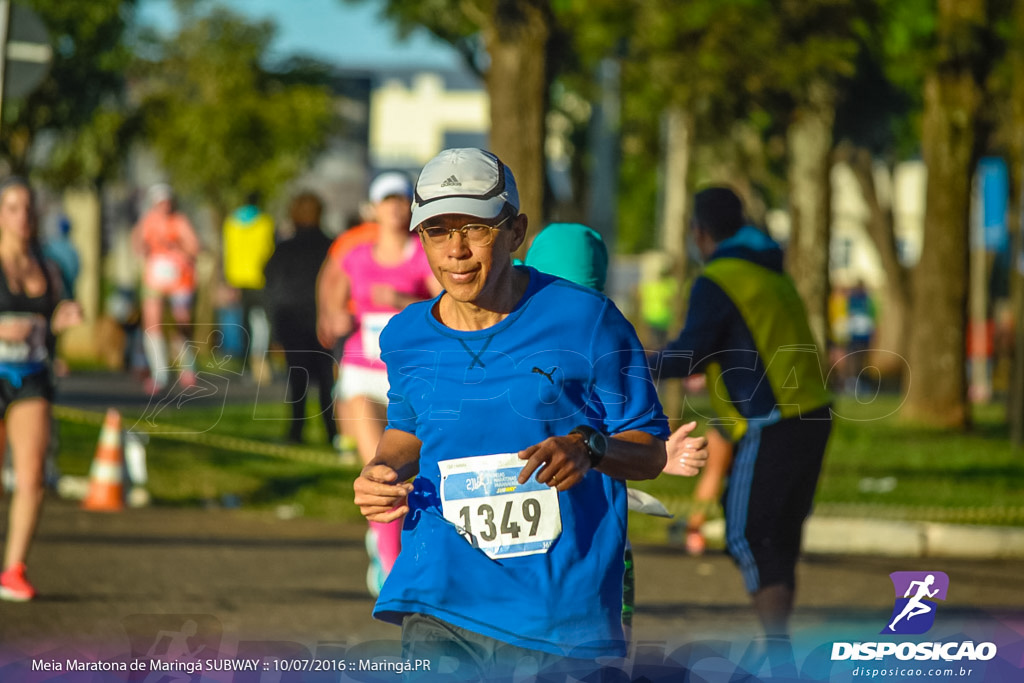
[353,464,413,522]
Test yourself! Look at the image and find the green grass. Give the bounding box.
[626,394,1024,540]
[56,402,362,520]
[55,394,1024,541]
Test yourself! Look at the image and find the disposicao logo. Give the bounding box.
[882,571,949,635]
[831,570,998,663]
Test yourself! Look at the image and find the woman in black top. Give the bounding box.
[0,177,82,601]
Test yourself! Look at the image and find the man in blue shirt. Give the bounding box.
[353,148,669,678]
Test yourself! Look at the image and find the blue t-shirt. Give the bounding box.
[373,267,669,657]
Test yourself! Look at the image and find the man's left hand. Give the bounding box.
[517,435,590,492]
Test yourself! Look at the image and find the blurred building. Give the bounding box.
[760,160,928,292]
[827,160,926,290]
[369,70,488,171]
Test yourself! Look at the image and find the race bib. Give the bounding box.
[439,452,561,560]
[145,254,182,290]
[0,313,47,362]
[360,311,394,361]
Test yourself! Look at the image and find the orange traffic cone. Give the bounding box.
[82,409,125,512]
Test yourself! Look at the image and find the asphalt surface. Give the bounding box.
[2,501,1023,651]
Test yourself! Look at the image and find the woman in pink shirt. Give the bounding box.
[332,173,441,596]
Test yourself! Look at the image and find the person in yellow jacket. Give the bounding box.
[652,187,832,648]
[639,261,678,347]
[222,192,275,382]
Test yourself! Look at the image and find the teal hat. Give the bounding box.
[525,223,608,292]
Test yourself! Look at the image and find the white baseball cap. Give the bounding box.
[369,172,414,204]
[148,183,172,204]
[410,148,519,230]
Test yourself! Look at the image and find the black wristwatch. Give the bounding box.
[570,425,608,468]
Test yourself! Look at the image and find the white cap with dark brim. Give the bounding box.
[410,148,519,230]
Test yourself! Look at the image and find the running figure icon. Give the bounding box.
[888,574,939,631]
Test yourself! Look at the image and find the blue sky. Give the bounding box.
[138,0,462,70]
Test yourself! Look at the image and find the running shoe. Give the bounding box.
[365,530,385,597]
[0,563,36,602]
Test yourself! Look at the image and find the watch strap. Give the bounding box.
[570,425,606,467]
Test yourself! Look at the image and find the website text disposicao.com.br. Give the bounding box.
[836,640,997,679]
[851,665,979,678]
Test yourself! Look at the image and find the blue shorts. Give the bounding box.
[723,405,832,592]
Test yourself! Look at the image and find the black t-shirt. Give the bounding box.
[263,227,332,348]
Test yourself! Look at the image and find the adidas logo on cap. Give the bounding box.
[440,175,461,188]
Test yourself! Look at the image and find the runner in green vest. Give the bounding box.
[653,187,832,647]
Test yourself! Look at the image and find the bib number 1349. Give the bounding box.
[439,453,561,560]
[458,496,543,541]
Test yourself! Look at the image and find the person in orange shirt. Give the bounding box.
[131,184,201,394]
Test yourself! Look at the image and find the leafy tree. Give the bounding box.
[0,0,138,184]
[136,2,335,219]
[578,0,864,351]
[347,0,554,253]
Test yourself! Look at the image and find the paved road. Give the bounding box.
[2,500,1022,678]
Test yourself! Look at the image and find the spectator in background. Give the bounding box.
[131,184,201,395]
[827,285,851,393]
[222,192,276,384]
[640,259,679,348]
[263,191,337,446]
[0,177,83,601]
[845,280,876,394]
[524,222,609,292]
[42,216,79,299]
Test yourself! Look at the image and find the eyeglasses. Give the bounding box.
[418,214,513,247]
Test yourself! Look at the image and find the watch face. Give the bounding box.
[590,431,608,456]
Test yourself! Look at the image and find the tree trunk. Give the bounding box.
[841,148,911,369]
[661,106,693,283]
[904,0,985,428]
[656,106,695,427]
[785,79,835,356]
[483,0,551,257]
[63,186,103,323]
[193,204,224,355]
